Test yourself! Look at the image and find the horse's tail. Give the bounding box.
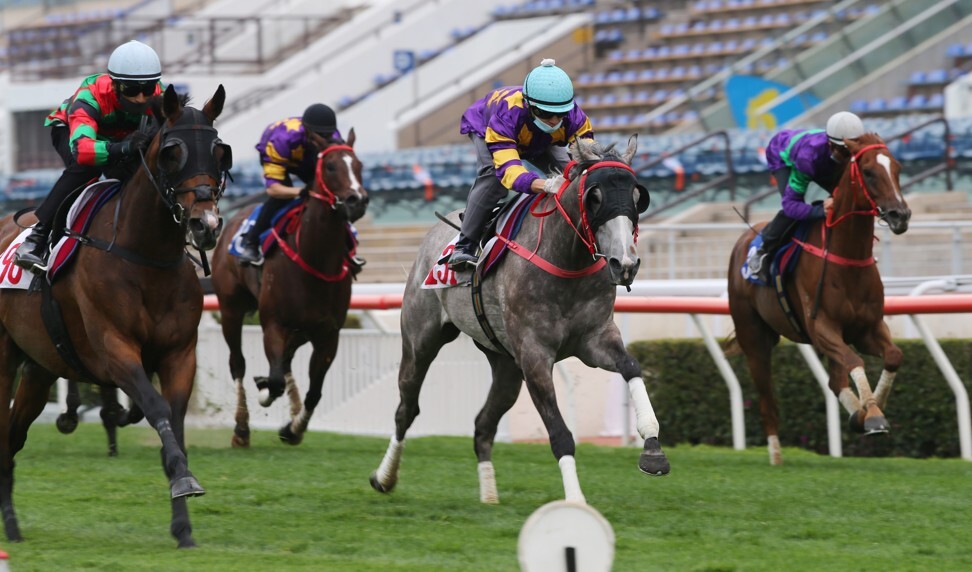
[722,330,742,357]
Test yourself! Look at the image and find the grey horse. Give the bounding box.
[370,136,669,504]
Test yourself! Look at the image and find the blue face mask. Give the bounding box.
[533,117,563,134]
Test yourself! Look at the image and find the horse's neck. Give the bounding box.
[111,171,185,259]
[295,201,346,264]
[520,193,592,268]
[826,171,876,260]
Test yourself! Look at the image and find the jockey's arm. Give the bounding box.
[266,181,302,199]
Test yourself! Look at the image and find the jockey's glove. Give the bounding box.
[107,130,152,161]
[541,175,566,195]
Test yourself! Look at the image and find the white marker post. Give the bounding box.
[518,501,615,572]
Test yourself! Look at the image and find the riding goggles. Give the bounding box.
[531,107,565,120]
[118,81,157,97]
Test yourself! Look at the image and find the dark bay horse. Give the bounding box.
[726,134,911,465]
[55,380,143,456]
[370,136,666,505]
[0,85,228,547]
[210,131,368,447]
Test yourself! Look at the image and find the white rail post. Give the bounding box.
[796,344,842,458]
[691,313,745,450]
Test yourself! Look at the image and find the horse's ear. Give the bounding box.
[346,128,355,148]
[568,138,580,161]
[203,84,225,123]
[162,84,181,120]
[622,134,639,165]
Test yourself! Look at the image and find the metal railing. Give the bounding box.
[637,130,735,221]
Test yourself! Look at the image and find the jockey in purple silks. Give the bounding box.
[747,111,867,282]
[448,58,595,268]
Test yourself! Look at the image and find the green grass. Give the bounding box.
[4,424,972,571]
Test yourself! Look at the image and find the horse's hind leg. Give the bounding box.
[370,321,460,494]
[3,362,57,541]
[219,300,251,447]
[55,379,81,434]
[98,386,124,457]
[474,347,524,504]
[732,309,783,464]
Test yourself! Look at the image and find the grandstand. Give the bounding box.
[2,0,972,283]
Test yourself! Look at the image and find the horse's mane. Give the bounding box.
[850,132,884,147]
[104,92,192,181]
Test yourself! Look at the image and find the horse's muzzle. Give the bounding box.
[188,213,222,251]
[884,207,911,235]
[345,194,369,223]
[608,257,640,287]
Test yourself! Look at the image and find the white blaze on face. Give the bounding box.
[342,154,363,197]
[612,216,638,266]
[876,153,903,202]
[202,209,220,232]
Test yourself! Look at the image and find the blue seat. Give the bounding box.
[946,43,965,58]
[867,98,887,112]
[849,99,868,114]
[928,93,944,108]
[887,96,907,111]
[906,94,927,109]
[926,69,947,84]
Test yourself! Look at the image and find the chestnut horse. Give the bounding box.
[0,85,228,547]
[370,137,665,505]
[210,131,368,447]
[726,134,911,465]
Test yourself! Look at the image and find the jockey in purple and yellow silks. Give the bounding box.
[236,103,365,270]
[746,111,867,283]
[448,58,595,268]
[15,40,164,274]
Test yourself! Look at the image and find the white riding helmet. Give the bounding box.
[107,40,162,82]
[825,111,865,146]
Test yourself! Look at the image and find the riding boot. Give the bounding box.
[349,254,366,277]
[449,198,495,269]
[748,211,793,281]
[13,222,53,274]
[237,233,264,266]
[448,233,479,268]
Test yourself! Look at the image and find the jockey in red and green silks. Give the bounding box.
[447,58,595,268]
[15,40,164,274]
[746,111,867,281]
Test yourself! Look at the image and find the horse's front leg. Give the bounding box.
[279,331,338,445]
[157,344,203,548]
[110,342,201,548]
[855,322,903,411]
[519,351,585,504]
[255,322,296,407]
[813,321,888,435]
[577,326,670,475]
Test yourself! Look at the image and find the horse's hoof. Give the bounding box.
[638,437,671,476]
[231,434,250,448]
[864,415,889,435]
[108,446,118,458]
[177,538,197,549]
[848,410,867,434]
[370,472,395,493]
[55,414,79,434]
[4,521,22,542]
[170,476,206,499]
[278,424,304,446]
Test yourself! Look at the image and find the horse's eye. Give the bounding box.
[326,162,337,173]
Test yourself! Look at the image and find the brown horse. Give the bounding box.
[727,134,911,465]
[210,131,368,447]
[0,85,228,547]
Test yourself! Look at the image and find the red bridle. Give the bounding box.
[312,144,356,206]
[825,143,886,228]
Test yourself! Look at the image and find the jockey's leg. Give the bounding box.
[15,160,101,273]
[239,196,290,265]
[749,209,794,281]
[451,135,507,268]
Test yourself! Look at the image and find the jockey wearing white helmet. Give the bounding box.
[15,40,165,274]
[746,111,867,283]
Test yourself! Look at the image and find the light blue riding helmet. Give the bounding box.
[522,58,575,114]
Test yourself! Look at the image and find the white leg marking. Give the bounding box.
[285,372,302,418]
[558,455,586,504]
[375,436,405,489]
[876,153,903,202]
[767,435,782,466]
[873,369,896,409]
[850,366,876,408]
[838,387,861,415]
[627,377,660,439]
[478,461,499,504]
[234,378,249,425]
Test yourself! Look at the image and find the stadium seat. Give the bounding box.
[908,71,926,85]
[906,94,927,110]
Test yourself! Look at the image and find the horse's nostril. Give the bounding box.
[346,195,360,207]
